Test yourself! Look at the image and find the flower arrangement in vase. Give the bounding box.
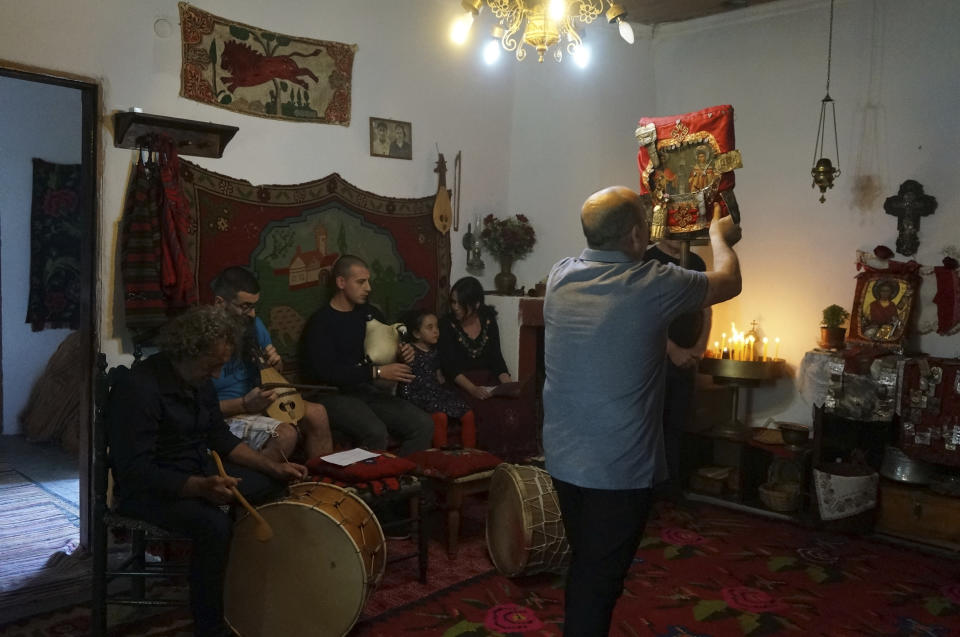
[480,213,536,294]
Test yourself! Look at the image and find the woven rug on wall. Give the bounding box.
[0,465,87,624]
[178,2,357,125]
[179,160,450,367]
[26,159,83,331]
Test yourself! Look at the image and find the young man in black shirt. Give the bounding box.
[300,255,433,455]
[644,237,712,501]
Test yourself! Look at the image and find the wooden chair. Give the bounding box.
[90,353,191,634]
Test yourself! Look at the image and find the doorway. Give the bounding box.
[0,63,99,549]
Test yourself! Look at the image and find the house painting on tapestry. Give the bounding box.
[251,207,429,356]
[274,224,338,290]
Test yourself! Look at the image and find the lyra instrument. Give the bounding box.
[432,151,452,233]
[252,344,305,425]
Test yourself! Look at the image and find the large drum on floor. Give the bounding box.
[225,482,385,637]
[486,463,570,576]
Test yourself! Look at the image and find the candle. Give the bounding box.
[774,337,780,361]
[713,341,720,358]
[722,347,729,359]
[747,336,756,361]
[720,333,726,352]
[762,337,769,362]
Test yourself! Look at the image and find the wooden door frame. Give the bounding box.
[0,61,101,549]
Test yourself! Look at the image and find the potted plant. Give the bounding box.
[480,213,536,294]
[820,304,850,349]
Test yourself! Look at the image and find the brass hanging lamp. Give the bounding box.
[811,0,841,203]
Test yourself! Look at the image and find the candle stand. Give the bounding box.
[698,357,785,439]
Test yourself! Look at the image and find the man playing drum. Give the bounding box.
[211,266,333,463]
[108,305,308,637]
[543,187,742,635]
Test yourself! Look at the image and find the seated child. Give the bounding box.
[400,309,476,448]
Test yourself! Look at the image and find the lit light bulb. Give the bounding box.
[572,44,591,68]
[548,0,566,21]
[617,17,635,44]
[450,13,474,45]
[483,39,501,65]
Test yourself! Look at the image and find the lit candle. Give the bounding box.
[722,347,729,359]
[720,333,726,352]
[774,337,780,361]
[713,341,720,358]
[762,337,769,362]
[746,335,755,361]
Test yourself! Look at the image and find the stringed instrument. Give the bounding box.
[251,344,305,425]
[433,152,452,233]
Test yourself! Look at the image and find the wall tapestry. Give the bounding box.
[178,2,357,125]
[27,159,83,331]
[179,160,450,369]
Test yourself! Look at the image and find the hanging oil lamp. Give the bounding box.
[811,0,840,203]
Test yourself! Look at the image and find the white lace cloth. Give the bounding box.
[814,467,879,520]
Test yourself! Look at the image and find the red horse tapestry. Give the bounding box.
[179,160,450,369]
[178,2,356,125]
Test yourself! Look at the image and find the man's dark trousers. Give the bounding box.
[553,478,653,637]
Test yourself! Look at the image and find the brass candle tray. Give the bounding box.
[699,357,784,382]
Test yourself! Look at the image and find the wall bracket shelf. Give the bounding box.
[112,111,238,158]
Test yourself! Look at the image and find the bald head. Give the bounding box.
[580,186,650,253]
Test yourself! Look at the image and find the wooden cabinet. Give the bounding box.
[876,480,960,549]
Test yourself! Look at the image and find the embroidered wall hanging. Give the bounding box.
[178,2,357,125]
[178,160,450,369]
[27,159,83,331]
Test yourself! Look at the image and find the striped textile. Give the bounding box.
[0,467,86,624]
[119,160,169,333]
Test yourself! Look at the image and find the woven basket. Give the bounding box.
[758,458,801,512]
[759,482,800,512]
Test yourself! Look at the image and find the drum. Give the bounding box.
[225,482,385,637]
[486,463,570,577]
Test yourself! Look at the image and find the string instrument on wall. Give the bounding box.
[433,151,452,233]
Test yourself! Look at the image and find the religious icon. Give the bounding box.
[847,270,920,346]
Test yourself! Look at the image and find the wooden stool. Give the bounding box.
[432,469,495,557]
[407,448,504,558]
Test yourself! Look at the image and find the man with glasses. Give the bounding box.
[211,266,333,463]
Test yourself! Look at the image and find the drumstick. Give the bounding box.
[210,451,273,542]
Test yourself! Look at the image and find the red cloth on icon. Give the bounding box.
[636,104,739,234]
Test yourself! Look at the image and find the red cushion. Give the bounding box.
[407,448,503,479]
[305,452,416,483]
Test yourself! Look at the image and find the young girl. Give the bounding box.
[400,309,476,448]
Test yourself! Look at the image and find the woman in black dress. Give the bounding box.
[438,277,536,460]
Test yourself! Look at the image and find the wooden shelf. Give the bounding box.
[112,111,238,158]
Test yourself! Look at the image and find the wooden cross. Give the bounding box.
[883,180,937,256]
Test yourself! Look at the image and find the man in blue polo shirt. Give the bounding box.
[543,187,742,636]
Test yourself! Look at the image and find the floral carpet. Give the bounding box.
[2,501,959,636]
[356,503,960,637]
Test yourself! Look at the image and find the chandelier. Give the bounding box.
[450,0,635,64]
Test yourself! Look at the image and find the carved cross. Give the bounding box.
[883,180,937,256]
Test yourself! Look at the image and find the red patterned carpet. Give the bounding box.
[3,500,960,636]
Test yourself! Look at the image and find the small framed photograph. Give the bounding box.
[847,270,920,346]
[369,117,412,160]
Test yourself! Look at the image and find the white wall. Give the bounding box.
[650,0,960,424]
[0,0,956,428]
[0,76,81,434]
[502,27,657,291]
[0,0,516,364]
